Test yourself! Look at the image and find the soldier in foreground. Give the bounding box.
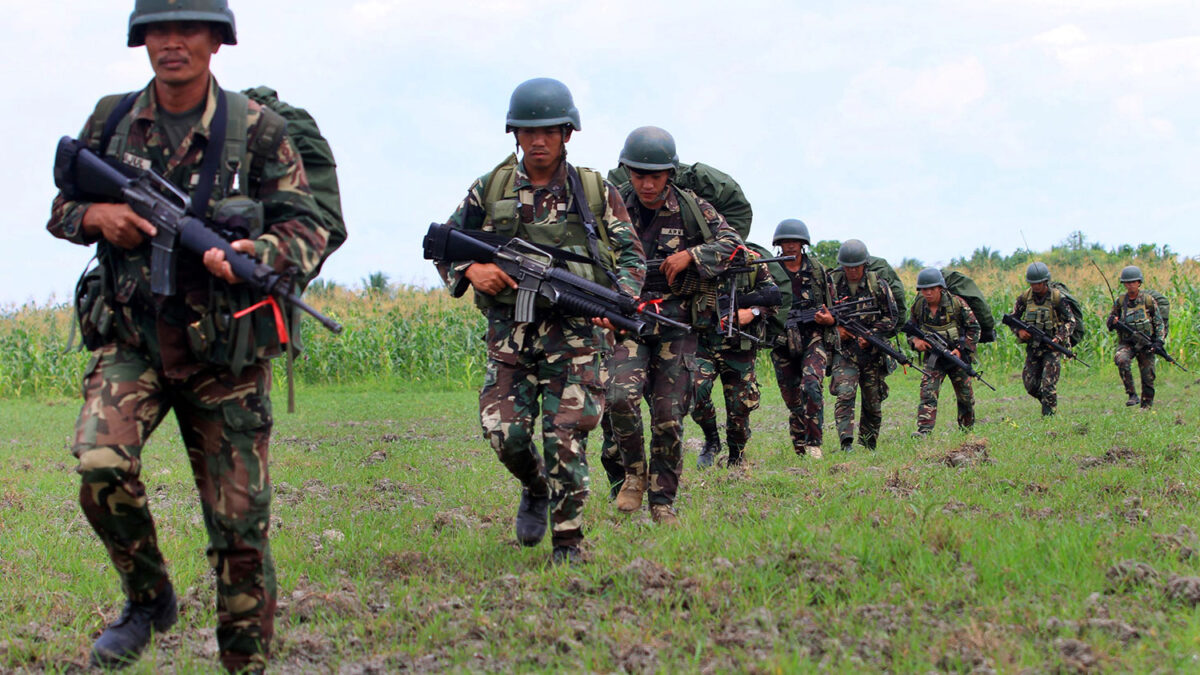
[602,126,741,523]
[438,79,644,564]
[47,1,329,670]
[1008,262,1077,416]
[1106,265,1163,408]
[765,219,836,458]
[907,268,981,437]
[828,239,898,452]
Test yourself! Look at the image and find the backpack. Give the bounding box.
[608,161,753,239]
[867,255,907,330]
[1048,281,1086,347]
[941,269,995,343]
[1146,289,1170,336]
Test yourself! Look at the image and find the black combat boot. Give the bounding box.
[91,583,178,668]
[515,485,550,547]
[696,421,722,468]
[858,433,877,451]
[1126,392,1140,407]
[726,440,745,467]
[1140,398,1153,409]
[839,437,854,454]
[1041,403,1055,416]
[552,545,583,566]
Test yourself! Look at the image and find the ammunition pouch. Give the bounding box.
[74,261,113,351]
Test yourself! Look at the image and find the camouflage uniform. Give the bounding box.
[766,255,836,453]
[908,292,981,434]
[442,159,644,547]
[599,187,741,506]
[1009,288,1076,414]
[48,78,326,672]
[827,269,898,449]
[1107,290,1163,406]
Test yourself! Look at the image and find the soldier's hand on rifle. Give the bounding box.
[837,326,852,342]
[660,250,693,285]
[203,240,256,284]
[1018,329,1031,341]
[950,348,963,359]
[1106,315,1116,330]
[814,306,835,326]
[592,318,619,332]
[912,338,930,352]
[736,308,756,326]
[465,262,518,296]
[81,203,156,249]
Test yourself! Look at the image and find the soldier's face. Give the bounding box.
[1030,281,1048,294]
[628,169,671,209]
[515,126,568,173]
[843,264,865,282]
[778,241,805,258]
[145,21,221,88]
[1123,280,1141,295]
[921,286,942,305]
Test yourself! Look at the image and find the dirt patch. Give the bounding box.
[377,551,438,581]
[828,462,854,475]
[714,607,779,651]
[1105,560,1158,592]
[619,558,675,590]
[1055,638,1099,672]
[1045,617,1140,644]
[1165,575,1200,606]
[1153,525,1198,561]
[432,507,482,532]
[614,644,658,674]
[1077,446,1139,470]
[1121,496,1149,524]
[281,578,367,622]
[942,438,990,468]
[362,449,388,465]
[884,469,918,497]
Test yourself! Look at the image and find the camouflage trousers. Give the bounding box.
[1114,342,1155,403]
[73,341,275,672]
[691,333,761,453]
[480,311,606,548]
[1022,345,1062,412]
[828,352,889,448]
[771,333,828,451]
[916,362,975,433]
[600,328,696,506]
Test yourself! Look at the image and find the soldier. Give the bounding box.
[908,268,981,436]
[692,242,777,468]
[1105,265,1163,408]
[1009,262,1076,416]
[764,219,836,458]
[439,78,644,565]
[47,1,329,670]
[600,126,742,523]
[827,239,898,452]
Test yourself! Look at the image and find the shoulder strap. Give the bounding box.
[246,100,287,197]
[188,88,229,218]
[97,91,140,157]
[567,164,620,285]
[482,153,519,206]
[674,188,713,241]
[575,167,613,254]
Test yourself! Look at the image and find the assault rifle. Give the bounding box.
[53,137,343,334]
[422,223,689,336]
[1002,313,1090,367]
[1111,319,1189,372]
[786,297,875,333]
[901,321,996,391]
[835,308,926,375]
[715,287,783,346]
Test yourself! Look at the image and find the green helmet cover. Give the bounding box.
[506,78,581,132]
[916,267,946,289]
[619,126,679,171]
[773,218,810,246]
[837,239,869,267]
[128,0,237,47]
[1119,265,1143,283]
[1025,261,1051,284]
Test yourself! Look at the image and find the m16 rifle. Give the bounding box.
[53,136,342,334]
[1001,313,1090,367]
[833,304,925,375]
[423,223,689,335]
[901,321,996,391]
[1111,319,1189,372]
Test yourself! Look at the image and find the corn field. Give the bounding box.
[2,259,1197,399]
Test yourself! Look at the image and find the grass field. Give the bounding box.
[2,358,1198,672]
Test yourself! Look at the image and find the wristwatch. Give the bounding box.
[750,308,761,318]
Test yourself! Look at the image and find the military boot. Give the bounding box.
[1041,402,1055,416]
[805,445,824,459]
[839,437,854,454]
[1140,398,1153,409]
[515,484,550,547]
[615,473,646,513]
[726,440,745,467]
[858,434,878,451]
[650,504,679,525]
[696,422,722,468]
[552,545,583,566]
[1126,392,1140,407]
[91,583,178,668]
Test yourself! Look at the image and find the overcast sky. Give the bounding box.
[3,0,1198,307]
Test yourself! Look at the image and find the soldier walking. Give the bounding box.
[438,79,645,564]
[47,1,331,670]
[827,239,898,452]
[1009,262,1076,416]
[1106,265,1163,408]
[908,268,981,437]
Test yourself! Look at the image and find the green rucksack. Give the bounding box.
[241,87,346,287]
[1146,289,1170,336]
[941,269,995,343]
[607,161,753,239]
[1048,281,1087,347]
[866,255,907,331]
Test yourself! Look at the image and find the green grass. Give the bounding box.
[2,362,1198,672]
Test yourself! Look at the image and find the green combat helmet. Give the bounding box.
[773,219,810,246]
[916,267,946,289]
[1026,261,1051,284]
[619,126,679,172]
[837,239,869,267]
[128,0,237,47]
[1119,265,1143,283]
[506,78,581,132]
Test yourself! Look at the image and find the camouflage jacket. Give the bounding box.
[908,292,981,360]
[1011,288,1075,346]
[442,159,644,304]
[830,268,898,361]
[626,186,743,327]
[765,254,835,347]
[47,77,326,378]
[1108,290,1162,344]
